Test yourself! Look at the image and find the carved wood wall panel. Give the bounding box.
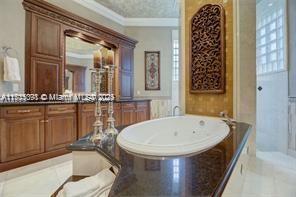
[190,4,225,93]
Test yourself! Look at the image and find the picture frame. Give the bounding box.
[145,51,160,90]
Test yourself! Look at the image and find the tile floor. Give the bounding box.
[0,152,295,197]
[0,154,72,197]
[224,151,296,197]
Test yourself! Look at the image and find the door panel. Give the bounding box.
[0,118,44,162]
[46,114,77,151]
[31,58,61,94]
[121,103,136,126]
[32,14,61,59]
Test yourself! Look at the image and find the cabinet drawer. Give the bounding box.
[81,103,95,112]
[136,101,149,108]
[122,102,135,109]
[81,103,108,112]
[47,104,76,115]
[0,106,44,118]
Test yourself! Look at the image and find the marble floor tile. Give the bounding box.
[51,153,72,165]
[2,167,61,196]
[242,178,276,195]
[0,181,4,197]
[0,171,7,183]
[240,151,296,197]
[273,166,296,184]
[274,179,296,197]
[4,153,72,182]
[54,160,73,185]
[247,157,274,177]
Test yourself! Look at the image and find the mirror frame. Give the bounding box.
[63,29,116,94]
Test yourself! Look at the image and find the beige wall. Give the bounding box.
[184,0,234,117]
[234,0,256,155]
[0,0,25,93]
[125,27,177,99]
[0,0,176,101]
[0,0,124,93]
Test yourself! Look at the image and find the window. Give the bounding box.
[172,39,179,81]
[256,0,286,75]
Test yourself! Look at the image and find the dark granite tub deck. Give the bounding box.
[68,122,251,197]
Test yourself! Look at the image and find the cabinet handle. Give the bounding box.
[247,146,249,154]
[56,107,68,111]
[240,164,243,175]
[40,120,49,123]
[17,109,31,113]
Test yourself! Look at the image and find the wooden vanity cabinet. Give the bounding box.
[78,101,150,138]
[0,100,149,171]
[23,0,137,97]
[121,103,136,126]
[0,106,45,162]
[78,103,123,138]
[135,102,150,123]
[26,13,63,94]
[45,104,77,151]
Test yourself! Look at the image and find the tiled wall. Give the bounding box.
[184,0,233,117]
[288,98,296,156]
[257,71,288,152]
[150,99,172,119]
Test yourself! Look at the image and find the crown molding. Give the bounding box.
[73,0,179,27]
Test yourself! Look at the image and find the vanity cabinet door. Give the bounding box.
[0,117,45,162]
[121,102,136,126]
[119,45,134,99]
[114,103,122,127]
[31,14,62,60]
[31,58,62,94]
[135,102,150,123]
[78,104,96,138]
[45,105,77,152]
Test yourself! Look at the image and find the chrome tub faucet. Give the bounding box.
[173,106,182,116]
[219,111,236,128]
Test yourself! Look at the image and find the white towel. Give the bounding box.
[3,56,21,82]
[57,169,116,197]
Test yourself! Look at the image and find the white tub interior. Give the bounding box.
[117,115,230,157]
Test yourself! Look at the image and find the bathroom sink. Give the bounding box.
[116,115,230,157]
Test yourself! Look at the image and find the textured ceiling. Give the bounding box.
[94,0,179,18]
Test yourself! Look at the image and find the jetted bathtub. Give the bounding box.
[117,115,230,157]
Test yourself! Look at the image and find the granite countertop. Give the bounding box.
[68,123,252,197]
[0,98,151,106]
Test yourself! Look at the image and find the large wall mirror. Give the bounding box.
[65,33,114,94]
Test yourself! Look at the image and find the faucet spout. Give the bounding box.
[219,111,236,128]
[173,106,182,116]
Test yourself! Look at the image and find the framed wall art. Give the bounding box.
[145,51,160,90]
